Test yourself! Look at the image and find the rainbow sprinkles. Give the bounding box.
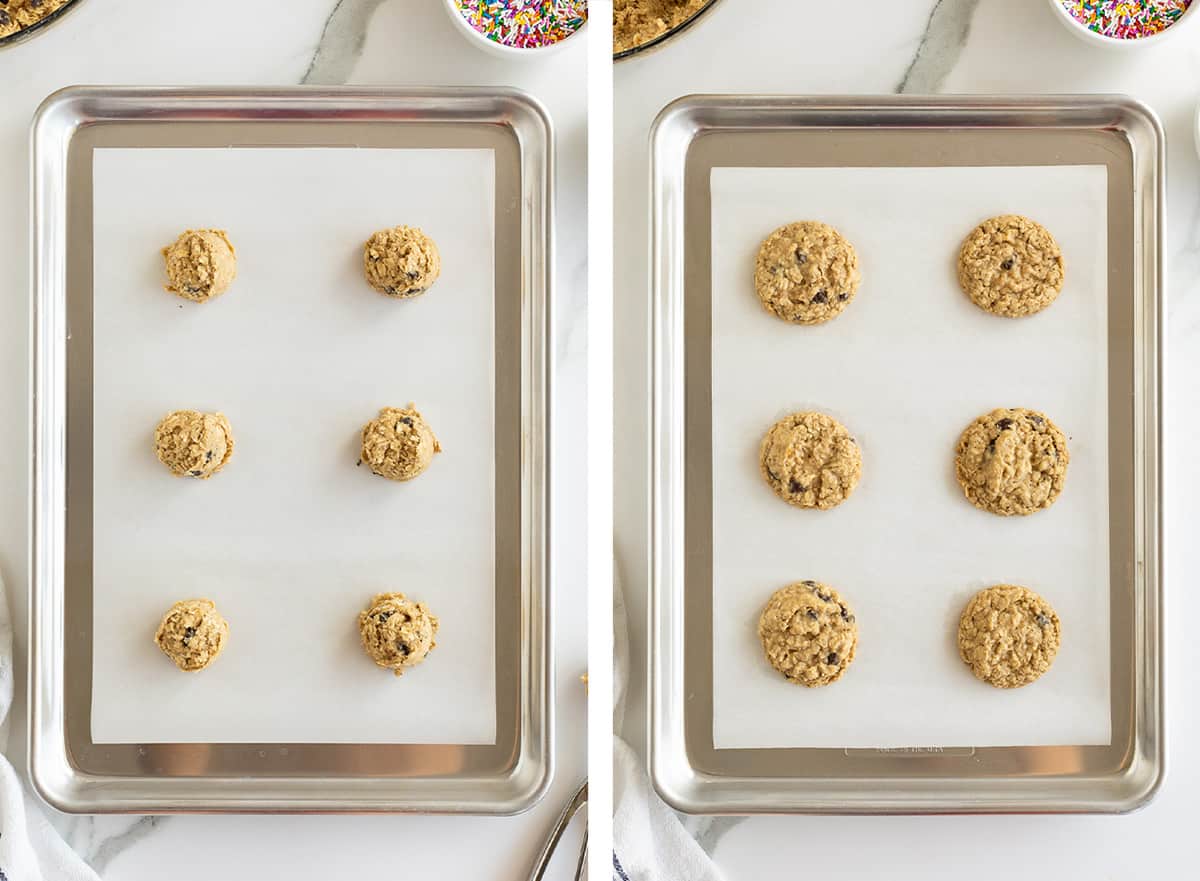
[455,0,588,49]
[1061,0,1192,39]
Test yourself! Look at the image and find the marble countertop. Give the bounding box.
[616,0,1199,876]
[0,1,586,877]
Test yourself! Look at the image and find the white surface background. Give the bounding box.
[616,0,1200,877]
[710,165,1110,750]
[0,0,587,877]
[92,147,497,745]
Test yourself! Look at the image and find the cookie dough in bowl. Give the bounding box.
[363,225,442,298]
[958,584,1061,689]
[358,592,439,676]
[154,409,234,479]
[162,229,237,303]
[154,599,229,672]
[957,214,1064,318]
[359,404,441,481]
[759,411,862,510]
[753,221,861,325]
[758,581,858,687]
[955,407,1069,516]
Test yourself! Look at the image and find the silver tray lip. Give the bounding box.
[29,85,555,815]
[649,93,1165,815]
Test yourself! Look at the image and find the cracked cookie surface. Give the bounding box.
[760,411,862,509]
[753,221,861,325]
[955,407,1068,516]
[758,581,858,687]
[363,225,441,298]
[358,592,439,676]
[359,404,441,481]
[154,599,229,672]
[957,214,1064,318]
[154,409,234,479]
[162,229,237,302]
[958,584,1061,688]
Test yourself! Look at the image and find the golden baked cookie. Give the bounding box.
[758,581,858,687]
[958,585,1061,688]
[955,407,1068,516]
[154,599,229,672]
[753,221,861,325]
[154,409,234,479]
[359,404,441,481]
[161,229,237,302]
[363,225,441,298]
[358,592,439,676]
[759,411,862,510]
[957,214,1064,318]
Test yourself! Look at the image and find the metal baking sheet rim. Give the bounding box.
[29,86,555,814]
[648,94,1165,815]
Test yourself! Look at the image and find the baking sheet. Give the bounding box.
[710,165,1111,749]
[91,147,497,744]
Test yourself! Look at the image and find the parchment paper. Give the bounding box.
[91,147,496,744]
[711,165,1111,749]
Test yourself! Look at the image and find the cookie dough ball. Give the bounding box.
[154,410,234,479]
[958,585,1061,688]
[955,407,1068,516]
[359,404,441,481]
[162,229,237,302]
[758,581,858,687]
[957,215,1064,318]
[358,592,439,676]
[754,221,861,325]
[760,411,862,510]
[154,599,229,672]
[363,225,441,298]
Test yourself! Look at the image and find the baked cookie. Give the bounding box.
[162,229,237,302]
[753,221,861,325]
[359,404,441,481]
[358,592,439,676]
[154,410,234,479]
[760,411,862,509]
[955,407,1068,516]
[154,599,229,672]
[758,581,858,687]
[957,215,1064,318]
[363,225,441,298]
[958,585,1061,688]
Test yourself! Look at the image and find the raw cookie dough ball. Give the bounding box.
[358,592,439,676]
[957,214,1064,318]
[363,225,441,298]
[359,404,441,481]
[958,585,1061,688]
[753,221,861,325]
[154,599,229,672]
[154,409,235,479]
[758,581,858,687]
[760,411,862,510]
[955,407,1068,516]
[162,229,237,302]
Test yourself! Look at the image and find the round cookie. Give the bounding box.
[154,599,229,672]
[162,229,237,302]
[358,592,439,676]
[957,214,1064,318]
[359,404,441,481]
[958,585,1061,688]
[955,407,1068,516]
[759,411,862,510]
[753,221,861,325]
[758,581,858,687]
[154,409,234,479]
[363,225,441,298]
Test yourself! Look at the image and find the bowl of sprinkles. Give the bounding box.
[1051,0,1197,47]
[447,0,587,56]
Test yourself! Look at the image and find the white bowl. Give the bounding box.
[442,0,586,59]
[1047,0,1200,49]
